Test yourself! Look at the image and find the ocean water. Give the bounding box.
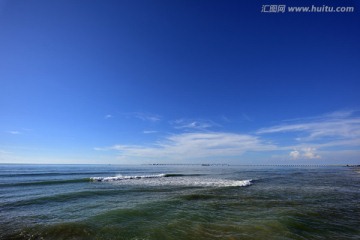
[0,164,359,240]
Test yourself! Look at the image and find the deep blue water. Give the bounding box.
[0,164,359,239]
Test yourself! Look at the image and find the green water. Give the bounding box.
[1,165,359,239]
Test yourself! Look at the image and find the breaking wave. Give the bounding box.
[90,173,252,187]
[91,174,166,182]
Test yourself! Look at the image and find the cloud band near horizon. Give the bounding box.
[95,110,360,163]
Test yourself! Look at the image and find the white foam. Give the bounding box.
[91,174,166,182]
[91,174,252,187]
[184,178,252,187]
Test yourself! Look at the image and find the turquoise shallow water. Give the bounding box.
[0,164,359,240]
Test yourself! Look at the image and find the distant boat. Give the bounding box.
[201,164,210,166]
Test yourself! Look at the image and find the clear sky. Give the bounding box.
[0,0,359,164]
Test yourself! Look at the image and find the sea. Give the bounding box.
[0,164,359,240]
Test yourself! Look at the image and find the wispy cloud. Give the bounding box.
[143,130,158,134]
[322,109,357,119]
[257,110,360,142]
[96,110,360,163]
[0,149,11,154]
[220,115,231,123]
[280,109,357,123]
[241,113,252,122]
[96,132,276,161]
[104,114,113,119]
[171,119,219,130]
[6,128,34,135]
[125,112,161,122]
[8,131,21,135]
[257,110,360,160]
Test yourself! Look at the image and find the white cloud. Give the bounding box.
[257,110,360,161]
[323,109,356,119]
[289,150,300,159]
[126,112,161,122]
[171,119,219,130]
[104,114,113,119]
[289,148,321,160]
[257,110,360,143]
[302,147,321,159]
[97,132,276,161]
[95,110,359,163]
[143,130,158,134]
[8,131,21,135]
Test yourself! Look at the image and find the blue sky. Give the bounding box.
[0,0,359,164]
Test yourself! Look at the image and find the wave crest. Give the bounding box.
[91,174,166,182]
[91,174,252,187]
